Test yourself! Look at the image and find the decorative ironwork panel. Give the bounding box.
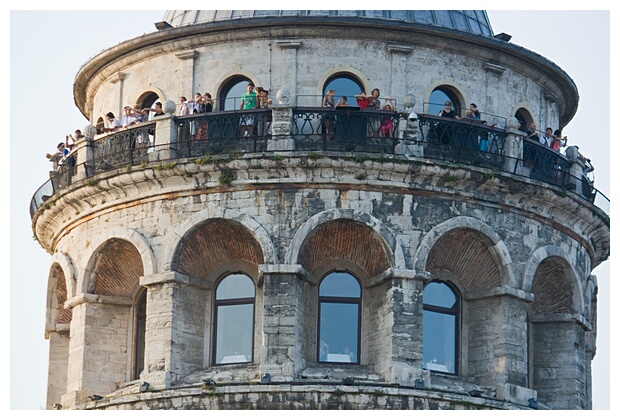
[291,107,400,153]
[417,114,506,170]
[522,139,571,187]
[90,123,154,174]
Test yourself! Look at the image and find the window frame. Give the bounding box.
[316,271,362,365]
[422,280,460,375]
[132,288,147,380]
[212,272,256,366]
[218,76,253,111]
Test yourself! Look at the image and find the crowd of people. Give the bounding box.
[45,129,84,171]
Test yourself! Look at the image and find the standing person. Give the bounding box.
[102,112,121,133]
[379,104,394,139]
[256,87,271,139]
[367,88,381,109]
[195,93,214,141]
[540,127,554,147]
[465,103,480,120]
[438,101,460,119]
[322,89,336,139]
[239,83,258,140]
[355,91,369,109]
[526,122,540,142]
[121,106,138,128]
[130,104,149,123]
[143,102,165,119]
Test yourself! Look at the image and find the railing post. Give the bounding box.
[394,94,423,157]
[565,146,586,197]
[149,100,178,161]
[267,88,295,151]
[503,116,524,174]
[75,125,96,181]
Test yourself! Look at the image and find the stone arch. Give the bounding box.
[172,218,265,286]
[316,66,371,100]
[424,78,467,116]
[523,246,583,314]
[511,102,536,133]
[45,262,73,335]
[80,227,156,294]
[286,209,404,270]
[84,238,144,297]
[164,207,276,272]
[213,70,262,109]
[136,86,166,108]
[50,251,77,298]
[414,216,515,290]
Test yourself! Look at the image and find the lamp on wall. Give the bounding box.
[528,398,539,409]
[260,373,271,384]
[140,382,151,393]
[154,21,173,31]
[88,395,103,401]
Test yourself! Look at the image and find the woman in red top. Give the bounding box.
[355,91,369,109]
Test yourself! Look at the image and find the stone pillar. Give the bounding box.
[75,125,96,182]
[483,63,505,114]
[387,45,413,109]
[175,50,198,97]
[531,315,588,409]
[109,72,126,116]
[565,145,586,196]
[466,287,536,405]
[276,40,301,104]
[149,100,179,161]
[45,325,70,410]
[139,272,209,389]
[381,269,426,386]
[267,105,295,150]
[258,264,311,381]
[503,118,524,175]
[61,293,132,407]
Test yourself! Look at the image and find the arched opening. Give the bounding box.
[318,272,361,364]
[423,280,459,374]
[323,73,365,105]
[136,91,161,120]
[429,86,463,117]
[213,273,256,365]
[218,76,252,111]
[515,108,533,133]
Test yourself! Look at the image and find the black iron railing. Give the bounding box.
[175,109,271,156]
[417,114,506,170]
[87,123,154,176]
[521,138,571,187]
[292,107,400,153]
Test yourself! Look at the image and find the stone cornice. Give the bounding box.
[64,293,132,309]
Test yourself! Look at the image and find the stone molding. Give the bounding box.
[64,292,132,309]
[140,271,208,290]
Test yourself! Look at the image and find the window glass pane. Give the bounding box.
[428,90,451,116]
[319,302,358,363]
[319,272,361,298]
[223,79,251,111]
[423,282,457,309]
[423,310,456,373]
[451,12,469,31]
[216,274,255,300]
[435,11,453,27]
[215,303,254,364]
[413,10,434,24]
[324,77,364,104]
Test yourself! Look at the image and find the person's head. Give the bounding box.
[204,92,212,99]
[247,83,255,92]
[545,127,553,136]
[256,86,264,94]
[327,89,335,97]
[360,91,366,96]
[529,122,537,131]
[57,142,65,151]
[444,101,453,110]
[124,106,132,114]
[106,112,115,120]
[75,129,83,138]
[134,104,142,110]
[194,92,202,99]
[554,129,562,137]
[470,103,477,111]
[180,96,187,103]
[372,88,380,97]
[339,96,347,103]
[155,102,162,109]
[384,104,392,111]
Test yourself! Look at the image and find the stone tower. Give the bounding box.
[32,10,609,410]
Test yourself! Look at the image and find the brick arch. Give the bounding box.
[45,263,72,333]
[415,216,515,288]
[531,258,573,314]
[425,228,501,291]
[86,238,144,297]
[174,218,264,282]
[523,246,583,314]
[297,219,391,279]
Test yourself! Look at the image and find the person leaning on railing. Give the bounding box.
[102,112,121,133]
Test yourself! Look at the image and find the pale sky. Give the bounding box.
[5,2,615,413]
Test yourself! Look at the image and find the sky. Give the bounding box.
[5,1,616,413]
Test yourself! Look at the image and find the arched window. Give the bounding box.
[318,272,361,364]
[213,273,255,365]
[423,281,459,374]
[136,91,161,120]
[429,86,462,117]
[219,76,252,111]
[323,73,365,104]
[514,108,533,133]
[133,289,147,380]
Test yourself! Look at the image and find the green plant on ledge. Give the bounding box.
[195,154,212,165]
[219,169,235,185]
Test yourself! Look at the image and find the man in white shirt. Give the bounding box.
[120,106,138,128]
[540,127,554,147]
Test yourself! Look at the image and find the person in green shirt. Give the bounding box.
[239,82,258,140]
